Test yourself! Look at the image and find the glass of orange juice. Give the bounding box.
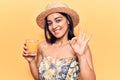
[25,39,39,54]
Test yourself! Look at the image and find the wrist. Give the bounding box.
[75,51,84,59]
[77,54,86,62]
[76,50,85,56]
[28,59,35,64]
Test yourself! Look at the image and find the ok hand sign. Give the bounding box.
[69,26,91,56]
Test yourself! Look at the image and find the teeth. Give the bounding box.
[54,30,60,34]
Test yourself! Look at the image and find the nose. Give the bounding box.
[52,22,57,29]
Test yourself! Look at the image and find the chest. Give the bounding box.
[41,44,75,59]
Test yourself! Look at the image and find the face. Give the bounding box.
[47,13,69,39]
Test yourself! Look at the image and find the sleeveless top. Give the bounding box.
[38,55,80,80]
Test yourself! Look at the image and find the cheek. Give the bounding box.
[63,24,69,30]
[48,26,52,31]
[59,22,65,27]
[61,21,69,28]
[64,27,68,32]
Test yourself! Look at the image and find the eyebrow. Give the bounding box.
[47,16,62,22]
[54,16,62,20]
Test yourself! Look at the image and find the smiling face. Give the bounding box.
[47,13,69,39]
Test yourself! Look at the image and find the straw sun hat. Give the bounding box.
[36,2,79,29]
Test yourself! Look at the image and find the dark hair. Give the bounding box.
[44,12,75,44]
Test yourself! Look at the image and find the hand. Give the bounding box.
[22,43,37,63]
[69,27,91,56]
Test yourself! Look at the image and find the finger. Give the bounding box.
[23,46,28,50]
[70,37,77,45]
[85,34,92,43]
[72,37,77,40]
[23,43,28,50]
[72,39,76,45]
[78,31,83,40]
[78,26,80,34]
[30,53,37,56]
[82,31,87,41]
[71,37,77,42]
[24,43,26,46]
[78,33,83,44]
[78,26,82,36]
[23,50,29,54]
[22,52,28,57]
[23,52,36,57]
[70,38,75,45]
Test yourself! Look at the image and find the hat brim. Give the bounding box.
[36,7,79,29]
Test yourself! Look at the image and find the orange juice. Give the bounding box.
[26,40,39,53]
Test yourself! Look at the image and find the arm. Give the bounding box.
[78,45,96,80]
[29,44,43,80]
[69,29,96,80]
[23,43,42,80]
[70,41,96,80]
[28,59,38,80]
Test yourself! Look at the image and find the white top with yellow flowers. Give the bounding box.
[38,55,80,80]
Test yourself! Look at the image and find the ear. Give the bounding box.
[67,20,70,24]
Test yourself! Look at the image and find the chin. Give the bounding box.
[54,34,63,38]
[54,36,62,38]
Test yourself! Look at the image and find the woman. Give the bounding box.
[23,2,96,80]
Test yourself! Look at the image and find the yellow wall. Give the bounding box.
[0,0,120,80]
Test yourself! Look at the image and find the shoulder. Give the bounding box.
[38,41,46,46]
[38,41,46,49]
[37,41,50,52]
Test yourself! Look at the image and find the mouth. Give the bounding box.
[53,29,61,35]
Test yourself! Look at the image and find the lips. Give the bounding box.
[53,29,60,35]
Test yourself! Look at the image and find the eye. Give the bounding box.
[56,19,61,23]
[47,21,52,26]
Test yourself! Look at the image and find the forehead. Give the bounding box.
[47,13,64,20]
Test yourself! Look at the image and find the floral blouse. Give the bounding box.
[38,55,80,80]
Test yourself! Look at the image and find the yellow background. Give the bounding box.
[0,0,120,80]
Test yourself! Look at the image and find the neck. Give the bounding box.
[54,36,69,47]
[54,29,69,46]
